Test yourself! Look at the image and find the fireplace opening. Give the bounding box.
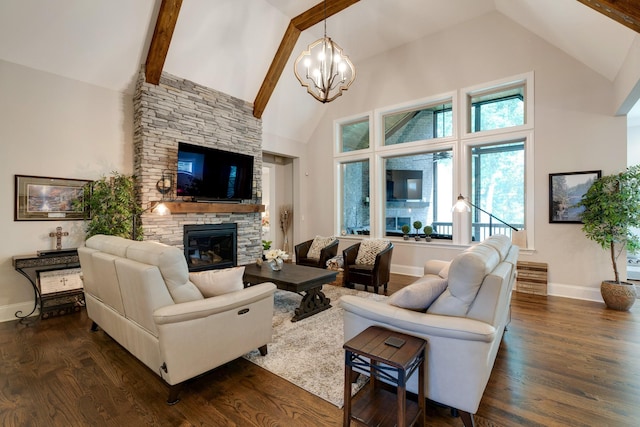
[183,224,237,271]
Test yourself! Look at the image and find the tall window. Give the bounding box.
[384,150,453,237]
[340,160,370,235]
[470,141,525,241]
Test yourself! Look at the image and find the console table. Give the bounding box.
[12,250,84,320]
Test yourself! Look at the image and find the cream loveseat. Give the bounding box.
[78,235,276,404]
[340,235,518,427]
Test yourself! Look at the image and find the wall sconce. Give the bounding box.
[156,170,173,197]
[132,201,171,240]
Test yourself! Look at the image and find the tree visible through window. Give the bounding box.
[470,85,524,133]
[471,141,525,241]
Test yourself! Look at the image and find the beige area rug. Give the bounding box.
[243,285,387,408]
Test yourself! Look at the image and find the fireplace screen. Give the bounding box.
[183,224,237,271]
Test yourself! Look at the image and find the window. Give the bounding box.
[340,160,370,235]
[334,73,533,247]
[383,101,453,146]
[470,141,525,241]
[384,150,453,237]
[468,85,524,133]
[341,118,369,152]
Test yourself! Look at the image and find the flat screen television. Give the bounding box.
[176,142,254,201]
[386,169,423,201]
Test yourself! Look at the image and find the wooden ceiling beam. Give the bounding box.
[253,0,360,119]
[145,0,183,85]
[576,0,640,34]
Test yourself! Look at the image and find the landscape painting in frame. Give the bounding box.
[549,170,601,223]
[15,175,91,221]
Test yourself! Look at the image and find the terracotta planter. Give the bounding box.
[601,280,637,311]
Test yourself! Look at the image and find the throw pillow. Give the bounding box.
[189,266,245,297]
[307,235,336,260]
[355,239,390,265]
[388,277,448,311]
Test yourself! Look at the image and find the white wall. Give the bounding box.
[298,11,629,301]
[0,60,133,321]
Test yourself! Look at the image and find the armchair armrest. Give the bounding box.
[340,295,495,342]
[372,243,393,281]
[319,239,339,267]
[343,243,360,266]
[295,240,312,260]
[153,282,276,325]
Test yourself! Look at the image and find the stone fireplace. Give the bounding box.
[132,69,263,266]
[184,223,237,271]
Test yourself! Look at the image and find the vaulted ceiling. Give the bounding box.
[1,0,638,143]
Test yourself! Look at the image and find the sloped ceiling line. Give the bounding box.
[576,0,640,34]
[143,1,637,119]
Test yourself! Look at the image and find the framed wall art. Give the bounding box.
[549,170,601,223]
[15,175,91,221]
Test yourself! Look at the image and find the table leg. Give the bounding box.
[343,351,353,427]
[418,355,425,426]
[292,286,331,322]
[397,372,406,427]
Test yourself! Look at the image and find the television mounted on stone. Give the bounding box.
[176,142,254,202]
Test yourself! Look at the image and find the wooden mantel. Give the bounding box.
[161,202,265,214]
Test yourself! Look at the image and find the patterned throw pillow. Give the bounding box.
[307,235,336,260]
[355,239,390,265]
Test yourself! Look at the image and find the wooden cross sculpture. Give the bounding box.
[49,226,69,250]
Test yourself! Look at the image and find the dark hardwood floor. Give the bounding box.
[1,274,639,426]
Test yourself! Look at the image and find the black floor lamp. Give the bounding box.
[453,194,522,241]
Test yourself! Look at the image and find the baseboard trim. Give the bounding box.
[0,302,38,323]
[391,265,423,277]
[547,282,603,302]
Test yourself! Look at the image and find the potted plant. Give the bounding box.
[401,224,411,240]
[82,172,143,240]
[576,165,640,310]
[413,221,422,241]
[423,225,433,242]
[261,240,272,259]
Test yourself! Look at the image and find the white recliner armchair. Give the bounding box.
[340,235,518,427]
[78,234,276,404]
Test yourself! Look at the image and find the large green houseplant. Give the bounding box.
[83,172,143,240]
[576,165,640,310]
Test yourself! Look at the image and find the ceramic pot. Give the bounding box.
[601,280,637,311]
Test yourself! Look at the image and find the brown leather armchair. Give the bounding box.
[295,238,339,268]
[343,242,394,294]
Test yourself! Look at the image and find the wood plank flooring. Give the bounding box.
[0,274,639,426]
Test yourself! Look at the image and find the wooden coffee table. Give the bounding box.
[243,263,337,322]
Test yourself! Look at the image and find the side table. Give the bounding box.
[12,250,83,320]
[343,326,426,427]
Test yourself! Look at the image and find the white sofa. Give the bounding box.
[78,234,276,404]
[340,235,518,427]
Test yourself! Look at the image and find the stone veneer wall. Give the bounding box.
[133,69,263,265]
